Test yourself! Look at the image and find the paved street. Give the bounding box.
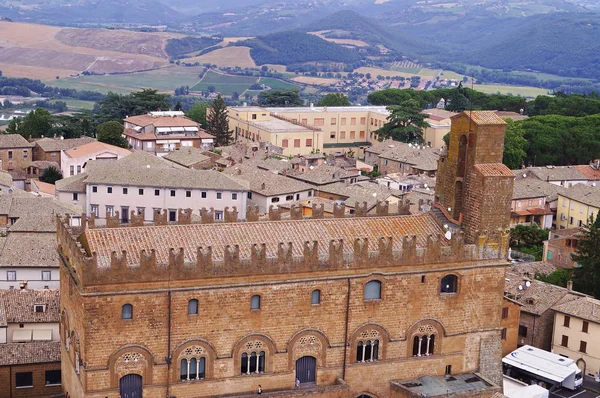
[550,388,600,398]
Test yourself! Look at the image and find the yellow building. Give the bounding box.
[228,105,390,157]
[552,296,600,377]
[556,184,600,229]
[422,109,456,149]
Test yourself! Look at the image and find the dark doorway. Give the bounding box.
[120,374,142,398]
[295,356,316,385]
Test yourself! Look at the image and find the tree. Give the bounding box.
[376,99,429,143]
[572,215,600,298]
[502,119,527,169]
[96,121,128,148]
[258,89,303,107]
[510,224,549,260]
[535,268,573,288]
[95,89,171,123]
[186,101,210,129]
[317,93,351,107]
[206,95,232,147]
[39,166,62,185]
[6,108,52,138]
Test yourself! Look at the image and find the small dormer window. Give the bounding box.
[34,304,46,313]
[526,298,535,305]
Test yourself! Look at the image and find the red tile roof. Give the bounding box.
[574,165,600,181]
[475,163,514,177]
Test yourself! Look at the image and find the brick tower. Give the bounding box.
[436,111,515,245]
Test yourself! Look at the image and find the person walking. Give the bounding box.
[257,385,262,395]
[295,377,300,389]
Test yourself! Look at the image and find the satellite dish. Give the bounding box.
[447,207,452,212]
[518,285,523,291]
[424,184,428,188]
[523,174,527,178]
[146,165,151,168]
[372,193,377,197]
[408,143,412,147]
[7,188,13,194]
[445,231,452,240]
[525,281,531,287]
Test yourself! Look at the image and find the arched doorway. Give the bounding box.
[295,356,316,385]
[120,374,142,398]
[577,359,586,375]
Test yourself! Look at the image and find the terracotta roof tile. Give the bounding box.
[124,114,200,128]
[458,110,507,125]
[552,296,600,324]
[84,213,446,267]
[574,165,600,181]
[0,134,34,149]
[475,163,514,177]
[0,341,60,366]
[64,141,131,159]
[0,289,59,323]
[34,136,96,152]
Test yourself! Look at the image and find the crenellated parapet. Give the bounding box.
[376,200,389,216]
[57,215,509,287]
[200,208,214,224]
[224,207,239,223]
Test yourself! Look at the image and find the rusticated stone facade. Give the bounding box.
[59,112,513,398]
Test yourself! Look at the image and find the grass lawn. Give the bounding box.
[191,70,258,95]
[47,66,207,94]
[52,99,96,111]
[473,84,551,98]
[390,66,422,74]
[259,77,297,90]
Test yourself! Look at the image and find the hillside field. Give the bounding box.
[186,47,256,68]
[49,65,207,94]
[472,84,551,98]
[0,22,173,79]
[191,70,258,95]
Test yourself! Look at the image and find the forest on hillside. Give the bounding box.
[235,32,363,66]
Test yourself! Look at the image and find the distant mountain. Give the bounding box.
[301,10,433,58]
[394,12,600,79]
[234,31,362,66]
[465,13,600,79]
[3,0,182,25]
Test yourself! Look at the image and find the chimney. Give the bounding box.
[567,280,573,291]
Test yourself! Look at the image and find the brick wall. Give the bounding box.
[0,361,62,398]
[33,147,61,166]
[0,148,31,172]
[60,254,507,397]
[501,299,521,356]
[519,311,554,351]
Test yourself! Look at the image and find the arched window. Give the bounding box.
[311,289,321,304]
[356,329,381,362]
[241,350,265,375]
[188,299,198,315]
[440,275,458,294]
[412,334,436,357]
[364,280,381,300]
[122,304,133,320]
[251,295,261,310]
[179,346,208,381]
